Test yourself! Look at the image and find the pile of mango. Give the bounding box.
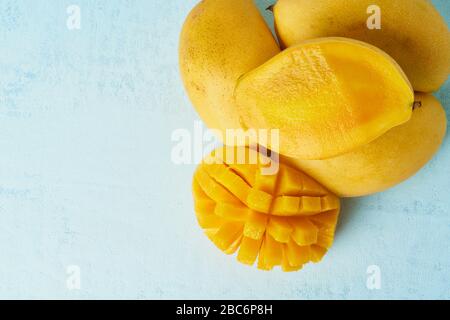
[179,0,449,271]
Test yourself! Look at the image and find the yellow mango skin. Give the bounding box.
[179,0,280,139]
[193,146,341,271]
[283,94,447,197]
[235,37,414,160]
[274,0,450,92]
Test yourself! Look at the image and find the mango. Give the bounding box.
[282,94,447,197]
[179,0,280,140]
[235,37,414,160]
[192,146,341,271]
[273,0,450,92]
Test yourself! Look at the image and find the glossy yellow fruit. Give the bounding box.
[282,94,447,197]
[179,0,280,140]
[193,146,340,271]
[235,37,414,160]
[273,0,450,92]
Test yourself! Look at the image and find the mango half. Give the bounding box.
[273,0,450,93]
[235,37,414,160]
[179,0,280,141]
[283,94,447,197]
[192,146,340,271]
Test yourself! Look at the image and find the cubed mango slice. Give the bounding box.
[192,146,340,271]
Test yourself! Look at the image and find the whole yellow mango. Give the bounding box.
[282,94,447,197]
[235,37,414,160]
[179,0,280,139]
[273,0,450,93]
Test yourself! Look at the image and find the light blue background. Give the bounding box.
[0,0,448,299]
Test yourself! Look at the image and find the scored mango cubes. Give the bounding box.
[192,146,340,272]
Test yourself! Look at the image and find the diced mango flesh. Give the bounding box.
[285,239,311,266]
[215,203,249,221]
[192,146,341,271]
[282,246,303,272]
[290,218,319,246]
[267,216,293,243]
[209,222,244,253]
[262,233,283,267]
[197,214,223,230]
[310,245,328,263]
[246,189,273,213]
[243,211,268,240]
[238,236,263,265]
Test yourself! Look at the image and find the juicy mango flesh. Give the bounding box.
[179,0,280,141]
[273,0,450,92]
[283,94,447,197]
[235,37,414,160]
[193,146,340,271]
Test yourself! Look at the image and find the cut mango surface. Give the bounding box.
[193,146,340,271]
[235,37,414,160]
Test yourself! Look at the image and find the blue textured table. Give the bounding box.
[0,0,448,299]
